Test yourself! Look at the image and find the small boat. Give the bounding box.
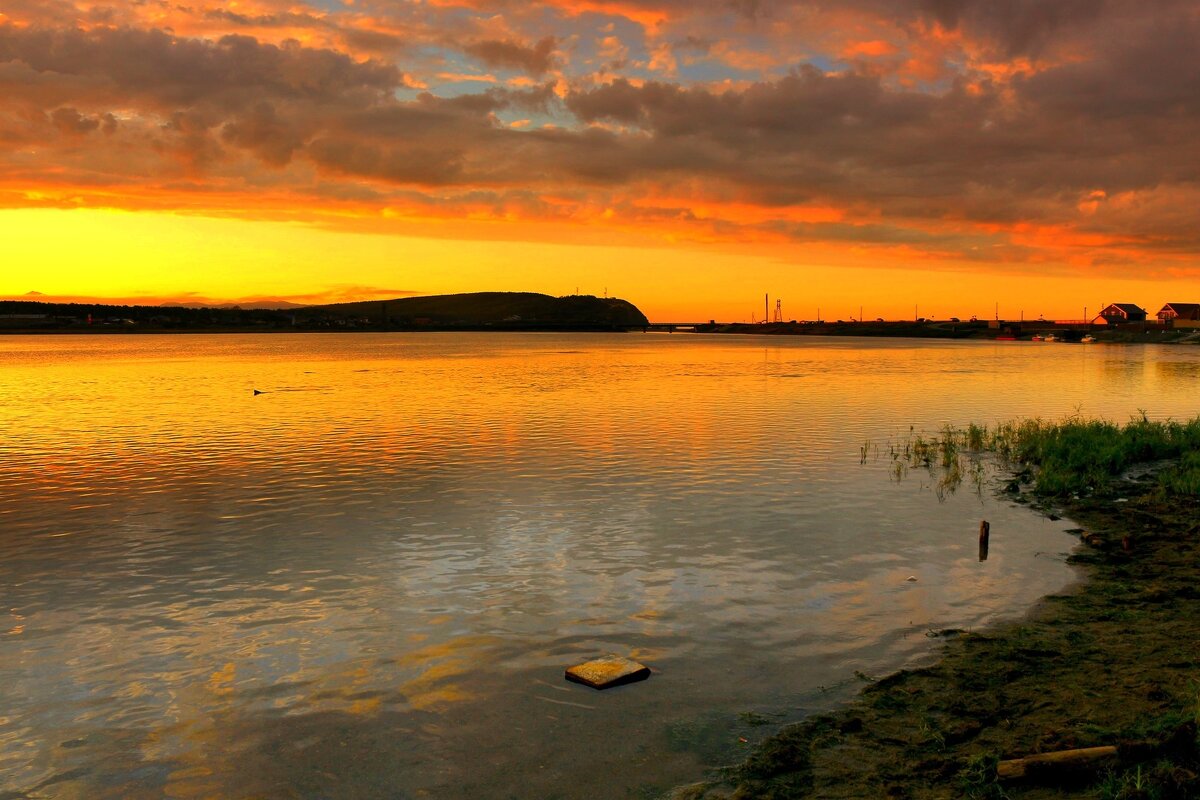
[1031,334,1045,341]
[1045,334,1058,342]
[1081,335,1096,343]
[995,335,1017,341]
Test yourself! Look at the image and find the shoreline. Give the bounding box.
[687,320,1200,345]
[0,324,640,335]
[4,321,1199,345]
[674,472,1200,798]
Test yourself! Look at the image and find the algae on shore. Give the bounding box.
[677,415,1200,799]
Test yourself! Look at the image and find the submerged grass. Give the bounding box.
[671,414,1200,800]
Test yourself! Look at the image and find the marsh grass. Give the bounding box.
[878,424,986,500]
[872,414,1200,499]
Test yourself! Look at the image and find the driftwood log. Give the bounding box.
[997,746,1119,780]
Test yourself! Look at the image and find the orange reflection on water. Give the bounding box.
[3,334,1193,491]
[394,636,504,711]
[5,332,1197,799]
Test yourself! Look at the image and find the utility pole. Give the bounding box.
[764,293,768,325]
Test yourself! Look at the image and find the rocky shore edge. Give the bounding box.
[672,455,1200,798]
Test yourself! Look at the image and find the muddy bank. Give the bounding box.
[673,477,1200,799]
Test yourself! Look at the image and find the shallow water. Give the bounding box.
[2,333,1197,799]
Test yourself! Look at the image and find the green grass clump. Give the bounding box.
[890,414,1200,498]
[965,422,987,452]
[958,753,1008,800]
[1095,759,1200,800]
[1158,450,1200,497]
[1001,415,1200,497]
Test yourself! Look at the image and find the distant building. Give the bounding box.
[1156,303,1200,322]
[1096,303,1148,324]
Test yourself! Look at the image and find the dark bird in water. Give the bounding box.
[252,389,264,395]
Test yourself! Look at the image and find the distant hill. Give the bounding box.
[0,292,650,332]
[298,292,650,329]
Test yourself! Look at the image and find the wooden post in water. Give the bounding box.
[979,520,990,561]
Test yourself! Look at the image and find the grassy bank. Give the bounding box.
[674,415,1200,799]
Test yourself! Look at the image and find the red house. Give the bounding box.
[1156,303,1200,322]
[1095,303,1148,324]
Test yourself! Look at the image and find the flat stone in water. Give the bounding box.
[565,656,651,689]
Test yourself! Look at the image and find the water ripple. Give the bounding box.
[4,333,1194,798]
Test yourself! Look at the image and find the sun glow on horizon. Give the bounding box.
[2,208,1190,323]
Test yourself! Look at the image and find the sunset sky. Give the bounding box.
[2,0,1198,320]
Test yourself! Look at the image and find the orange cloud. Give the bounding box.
[842,39,898,58]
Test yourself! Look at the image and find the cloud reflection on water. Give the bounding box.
[7,333,1193,797]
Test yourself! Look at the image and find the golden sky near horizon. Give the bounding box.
[2,1,1199,320]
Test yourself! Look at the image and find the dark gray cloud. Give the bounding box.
[308,136,467,185]
[673,36,715,55]
[50,106,99,135]
[555,0,1200,218]
[463,37,558,76]
[341,28,406,55]
[0,23,407,172]
[0,24,403,109]
[913,0,1106,56]
[221,102,306,166]
[3,1,1200,262]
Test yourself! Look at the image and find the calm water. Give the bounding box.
[3,333,1198,799]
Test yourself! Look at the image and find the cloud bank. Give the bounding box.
[1,0,1198,275]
